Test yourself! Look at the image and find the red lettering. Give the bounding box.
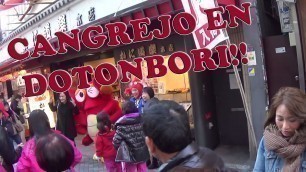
[205,6,227,30]
[31,35,57,58]
[153,15,171,39]
[8,38,30,60]
[191,48,217,71]
[226,3,251,28]
[105,22,132,46]
[118,58,143,83]
[82,26,107,49]
[130,18,153,43]
[71,66,94,89]
[144,55,167,78]
[172,12,196,35]
[23,74,47,97]
[168,52,192,74]
[95,63,118,85]
[48,70,72,92]
[55,29,81,54]
[215,45,231,68]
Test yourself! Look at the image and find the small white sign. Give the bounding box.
[247,51,257,66]
[275,47,286,54]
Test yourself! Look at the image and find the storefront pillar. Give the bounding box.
[185,35,219,149]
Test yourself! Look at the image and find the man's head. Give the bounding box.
[143,100,192,161]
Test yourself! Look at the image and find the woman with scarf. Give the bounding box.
[254,87,306,172]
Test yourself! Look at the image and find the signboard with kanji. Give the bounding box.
[181,0,228,49]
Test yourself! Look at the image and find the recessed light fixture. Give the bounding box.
[86,53,95,56]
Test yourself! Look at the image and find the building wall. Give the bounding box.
[256,0,282,37]
[0,0,148,64]
[296,0,306,79]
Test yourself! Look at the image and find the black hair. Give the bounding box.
[96,111,112,133]
[28,109,52,139]
[122,101,138,115]
[143,87,155,99]
[14,94,22,100]
[3,101,14,119]
[35,133,74,172]
[142,100,192,153]
[3,101,9,107]
[59,92,71,102]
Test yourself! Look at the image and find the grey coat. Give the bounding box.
[143,97,159,112]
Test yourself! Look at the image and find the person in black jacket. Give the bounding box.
[141,87,160,169]
[113,101,149,172]
[49,92,79,143]
[143,100,227,172]
[10,94,23,117]
[0,126,23,172]
[3,101,22,145]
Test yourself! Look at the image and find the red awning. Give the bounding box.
[217,0,236,5]
[0,0,25,11]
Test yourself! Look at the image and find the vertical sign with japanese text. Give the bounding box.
[181,0,228,49]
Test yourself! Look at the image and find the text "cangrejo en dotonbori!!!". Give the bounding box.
[7,2,251,97]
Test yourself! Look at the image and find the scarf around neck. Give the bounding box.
[264,125,306,172]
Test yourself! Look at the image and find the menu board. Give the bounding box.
[28,90,55,128]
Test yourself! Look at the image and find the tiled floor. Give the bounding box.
[74,135,106,171]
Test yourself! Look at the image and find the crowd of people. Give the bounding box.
[0,85,305,172]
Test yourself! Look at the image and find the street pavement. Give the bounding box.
[74,135,255,172]
[74,135,157,172]
[74,135,106,171]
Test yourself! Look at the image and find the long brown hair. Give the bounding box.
[264,87,306,128]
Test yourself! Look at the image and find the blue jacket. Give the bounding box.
[130,97,144,113]
[253,137,306,172]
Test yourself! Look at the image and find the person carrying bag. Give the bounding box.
[12,113,23,133]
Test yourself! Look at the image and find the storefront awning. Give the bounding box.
[0,0,25,11]
[0,0,236,74]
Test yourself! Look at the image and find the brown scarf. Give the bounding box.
[264,125,306,172]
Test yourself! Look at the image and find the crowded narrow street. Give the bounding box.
[0,0,306,171]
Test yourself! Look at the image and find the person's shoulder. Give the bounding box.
[151,97,159,102]
[197,146,222,161]
[23,138,35,153]
[190,146,226,170]
[258,137,266,150]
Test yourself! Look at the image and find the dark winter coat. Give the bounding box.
[48,101,78,139]
[143,97,159,113]
[113,113,149,163]
[160,142,230,172]
[0,126,22,172]
[10,100,21,116]
[0,118,15,136]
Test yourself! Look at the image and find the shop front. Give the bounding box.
[0,0,250,150]
[113,33,193,139]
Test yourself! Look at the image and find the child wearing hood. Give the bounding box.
[113,101,149,172]
[95,111,121,172]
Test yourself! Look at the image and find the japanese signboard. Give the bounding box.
[181,0,228,49]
